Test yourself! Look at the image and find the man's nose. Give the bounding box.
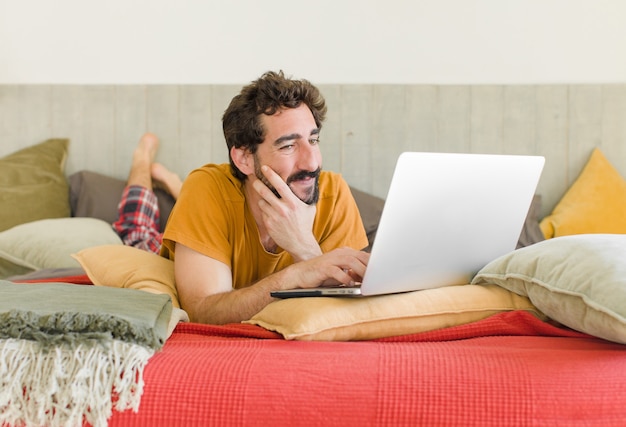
[297,142,321,171]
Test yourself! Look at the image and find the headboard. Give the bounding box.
[1,84,625,217]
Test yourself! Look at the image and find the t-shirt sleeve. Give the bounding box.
[161,167,236,267]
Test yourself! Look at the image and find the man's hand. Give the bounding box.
[293,247,370,288]
[252,165,321,260]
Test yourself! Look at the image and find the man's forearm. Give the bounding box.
[188,268,289,325]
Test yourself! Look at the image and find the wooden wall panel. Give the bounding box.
[405,85,439,153]
[318,85,342,175]
[437,86,470,153]
[145,86,180,178]
[503,85,536,155]
[51,85,117,175]
[0,86,20,144]
[339,85,374,193]
[0,86,53,152]
[470,86,504,154]
[602,85,626,176]
[371,85,406,196]
[568,86,603,185]
[2,83,626,219]
[179,85,212,178]
[18,86,54,146]
[207,85,239,168]
[114,85,148,179]
[534,86,569,212]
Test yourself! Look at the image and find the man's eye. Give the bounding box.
[279,144,295,151]
[309,137,320,145]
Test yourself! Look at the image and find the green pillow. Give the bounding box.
[0,139,71,232]
[472,234,626,344]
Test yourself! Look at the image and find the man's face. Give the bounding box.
[252,104,322,205]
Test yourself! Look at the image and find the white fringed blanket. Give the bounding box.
[0,280,173,427]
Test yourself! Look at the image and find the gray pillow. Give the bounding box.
[472,233,626,344]
[69,170,175,232]
[349,187,385,252]
[516,194,545,248]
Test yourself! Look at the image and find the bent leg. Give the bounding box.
[151,162,183,200]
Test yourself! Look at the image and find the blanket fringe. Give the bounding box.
[0,338,154,427]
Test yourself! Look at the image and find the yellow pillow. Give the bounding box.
[245,284,543,341]
[540,148,626,238]
[73,245,180,308]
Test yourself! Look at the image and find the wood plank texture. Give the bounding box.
[2,84,626,217]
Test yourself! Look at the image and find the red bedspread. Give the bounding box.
[15,275,626,425]
[107,311,626,426]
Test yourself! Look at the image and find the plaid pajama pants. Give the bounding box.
[112,185,163,254]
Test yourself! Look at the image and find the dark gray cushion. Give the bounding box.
[516,194,545,248]
[349,187,385,252]
[69,170,175,232]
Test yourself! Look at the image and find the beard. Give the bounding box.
[253,157,321,205]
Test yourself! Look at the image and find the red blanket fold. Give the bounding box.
[175,310,591,342]
[12,273,93,285]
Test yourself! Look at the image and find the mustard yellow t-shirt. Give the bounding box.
[161,164,368,289]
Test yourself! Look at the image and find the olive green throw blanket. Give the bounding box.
[0,280,174,427]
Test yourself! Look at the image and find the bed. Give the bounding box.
[2,139,626,427]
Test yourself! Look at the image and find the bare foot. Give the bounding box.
[152,162,183,200]
[127,133,159,190]
[133,132,159,165]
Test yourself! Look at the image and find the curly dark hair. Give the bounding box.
[222,70,327,181]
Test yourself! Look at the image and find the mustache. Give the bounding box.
[287,167,321,184]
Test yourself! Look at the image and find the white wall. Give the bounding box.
[1,0,625,84]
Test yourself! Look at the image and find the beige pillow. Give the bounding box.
[0,217,122,279]
[472,234,626,344]
[73,245,180,308]
[0,139,71,232]
[245,284,542,341]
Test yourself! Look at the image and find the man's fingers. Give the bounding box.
[252,178,274,201]
[326,248,370,284]
[260,165,295,200]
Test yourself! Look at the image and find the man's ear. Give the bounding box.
[230,146,254,175]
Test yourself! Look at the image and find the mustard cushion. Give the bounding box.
[472,234,626,345]
[245,284,543,341]
[0,139,71,232]
[540,148,626,238]
[73,245,180,308]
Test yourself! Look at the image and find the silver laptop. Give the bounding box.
[271,151,545,298]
